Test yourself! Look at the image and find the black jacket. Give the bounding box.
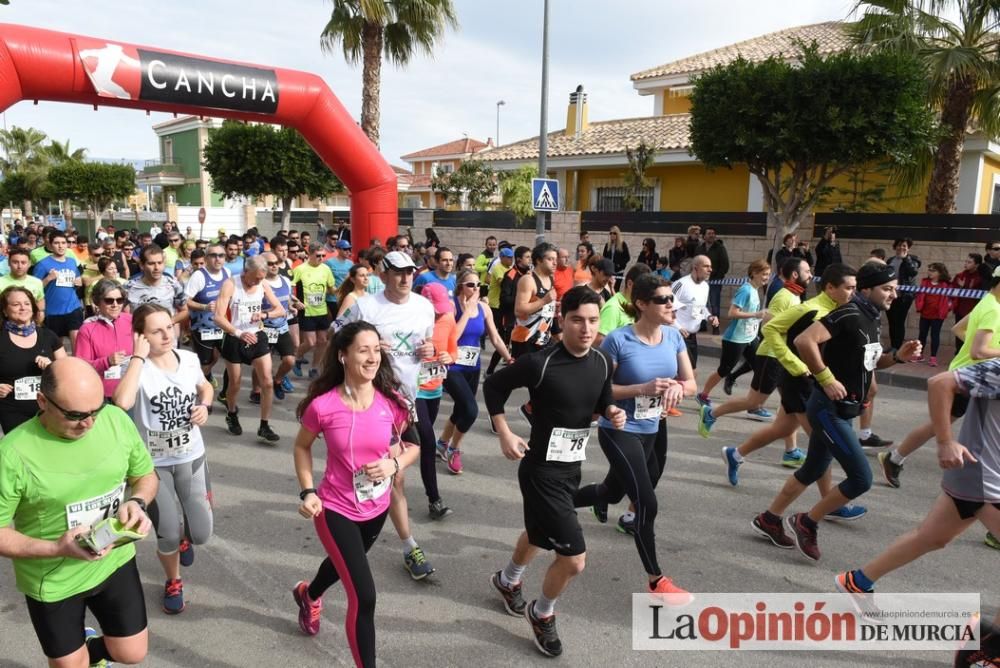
[695,240,730,279]
[814,238,842,275]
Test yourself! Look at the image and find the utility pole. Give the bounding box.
[535,0,550,244]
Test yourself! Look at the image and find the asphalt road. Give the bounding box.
[1,368,992,667]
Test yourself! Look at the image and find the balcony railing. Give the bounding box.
[142,159,184,176]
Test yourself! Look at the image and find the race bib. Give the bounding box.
[55,271,75,288]
[540,301,556,319]
[863,342,883,372]
[103,360,129,381]
[305,293,324,307]
[746,319,760,338]
[456,345,480,367]
[238,302,262,322]
[147,425,194,459]
[66,482,126,530]
[14,376,40,401]
[546,427,590,463]
[634,394,664,420]
[200,328,224,341]
[264,327,280,344]
[353,468,392,503]
[418,360,448,385]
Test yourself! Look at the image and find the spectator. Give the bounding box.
[980,240,1000,285]
[813,226,842,276]
[474,235,498,298]
[655,255,673,281]
[766,233,812,303]
[579,230,590,244]
[602,225,630,290]
[668,236,686,271]
[953,253,984,333]
[684,225,702,259]
[424,227,440,249]
[696,227,730,334]
[914,262,952,367]
[552,247,575,300]
[870,248,887,261]
[636,237,658,270]
[886,237,921,350]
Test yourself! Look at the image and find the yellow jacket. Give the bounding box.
[762,292,840,377]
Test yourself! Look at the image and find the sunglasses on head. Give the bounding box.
[650,295,675,304]
[461,281,480,288]
[45,394,105,423]
[102,297,126,305]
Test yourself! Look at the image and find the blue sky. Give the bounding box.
[0,0,852,167]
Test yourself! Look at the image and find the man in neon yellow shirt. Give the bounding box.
[0,358,157,666]
[0,247,45,320]
[291,242,336,378]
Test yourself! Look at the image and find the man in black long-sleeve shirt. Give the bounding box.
[484,286,625,659]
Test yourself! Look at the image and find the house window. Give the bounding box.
[404,196,422,208]
[595,186,654,212]
[439,163,454,174]
[992,183,1000,214]
[163,138,173,163]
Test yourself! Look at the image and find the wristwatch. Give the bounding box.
[125,496,147,513]
[299,488,318,501]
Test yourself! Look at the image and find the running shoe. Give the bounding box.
[616,514,636,536]
[722,446,742,486]
[825,505,868,522]
[878,451,903,488]
[249,391,261,405]
[697,405,716,438]
[928,356,938,367]
[272,381,285,401]
[179,538,194,567]
[751,513,794,548]
[834,570,874,594]
[665,407,682,418]
[293,360,305,377]
[781,448,806,468]
[525,601,562,657]
[84,627,111,667]
[257,424,280,443]
[592,500,608,524]
[746,407,773,421]
[785,513,820,561]
[163,578,185,614]
[490,570,526,616]
[292,580,322,636]
[696,392,712,408]
[403,546,435,580]
[860,433,893,449]
[723,374,736,396]
[209,375,219,390]
[834,571,883,623]
[649,577,694,607]
[281,376,294,392]
[216,392,227,406]
[225,411,242,436]
[308,368,319,379]
[986,532,1000,550]
[435,439,449,462]
[446,448,463,475]
[428,499,452,520]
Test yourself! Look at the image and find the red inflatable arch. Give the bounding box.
[0,24,397,249]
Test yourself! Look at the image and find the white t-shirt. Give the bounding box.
[672,275,710,333]
[149,225,162,236]
[132,349,206,467]
[336,291,435,401]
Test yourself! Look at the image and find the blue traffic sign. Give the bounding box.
[531,178,559,212]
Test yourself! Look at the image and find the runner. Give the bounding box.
[335,264,370,319]
[484,246,515,375]
[184,243,231,387]
[250,252,298,402]
[291,321,419,667]
[670,255,718,416]
[485,285,626,658]
[324,239,354,317]
[292,243,336,379]
[213,256,285,443]
[510,243,558,360]
[0,357,156,667]
[112,304,214,615]
[32,230,84,351]
[0,247,45,320]
[474,235,498,299]
[573,274,695,601]
[552,247,575,301]
[124,244,187,337]
[758,262,920,562]
[574,242,594,286]
[835,358,1000,667]
[587,257,615,305]
[74,279,134,401]
[595,263,651,346]
[335,250,437,579]
[413,246,456,297]
[222,238,244,276]
[0,287,66,434]
[436,268,512,474]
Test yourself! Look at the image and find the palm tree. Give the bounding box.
[44,139,87,165]
[0,126,48,217]
[320,0,458,148]
[849,0,1000,213]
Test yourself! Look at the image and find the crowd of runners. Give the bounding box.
[0,219,997,667]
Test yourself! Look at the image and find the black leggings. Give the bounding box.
[574,428,662,576]
[309,508,389,668]
[726,336,761,384]
[443,368,479,433]
[486,309,513,374]
[918,317,944,356]
[415,397,441,503]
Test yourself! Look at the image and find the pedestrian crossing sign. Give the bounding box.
[531,178,559,212]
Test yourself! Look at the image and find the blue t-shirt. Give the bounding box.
[722,283,761,344]
[598,325,686,434]
[413,271,456,299]
[32,255,81,315]
[324,257,354,302]
[224,257,244,277]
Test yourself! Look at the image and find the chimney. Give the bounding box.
[565,85,589,138]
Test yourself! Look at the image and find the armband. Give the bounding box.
[814,367,836,387]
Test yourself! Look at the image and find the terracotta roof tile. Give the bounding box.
[631,21,850,81]
[401,137,491,160]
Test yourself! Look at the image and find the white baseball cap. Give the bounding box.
[383,251,417,271]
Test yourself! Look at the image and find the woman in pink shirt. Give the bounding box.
[74,278,134,399]
[291,320,418,668]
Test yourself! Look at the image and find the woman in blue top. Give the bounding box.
[573,273,696,600]
[697,259,770,404]
[436,269,511,474]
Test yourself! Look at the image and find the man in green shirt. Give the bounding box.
[474,235,498,298]
[596,263,651,345]
[291,242,336,378]
[0,247,45,320]
[0,358,157,666]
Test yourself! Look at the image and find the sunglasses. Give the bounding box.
[991,247,1000,252]
[461,282,480,288]
[314,253,327,258]
[169,238,181,242]
[102,297,126,305]
[650,295,675,304]
[45,394,105,423]
[207,253,225,258]
[266,261,279,266]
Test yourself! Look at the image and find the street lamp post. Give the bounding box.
[535,0,550,244]
[495,99,505,147]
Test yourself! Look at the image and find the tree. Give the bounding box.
[849,0,1000,213]
[431,160,495,209]
[320,0,458,147]
[0,126,48,216]
[202,121,344,230]
[689,46,935,255]
[47,162,135,227]
[622,141,658,211]
[498,165,537,223]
